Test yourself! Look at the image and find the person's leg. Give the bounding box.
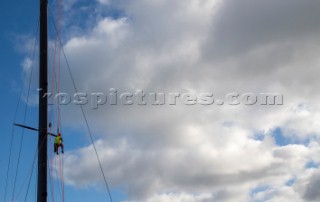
[54,144,58,154]
[60,143,64,153]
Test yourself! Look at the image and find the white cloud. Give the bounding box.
[21,57,32,72]
[51,0,320,201]
[97,0,110,5]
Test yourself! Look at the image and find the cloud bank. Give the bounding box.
[53,0,320,201]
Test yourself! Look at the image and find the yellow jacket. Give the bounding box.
[54,135,63,144]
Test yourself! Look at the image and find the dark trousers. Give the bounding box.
[54,143,64,153]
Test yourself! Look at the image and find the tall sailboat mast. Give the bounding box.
[38,0,48,201]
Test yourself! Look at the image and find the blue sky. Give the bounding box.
[0,0,126,201]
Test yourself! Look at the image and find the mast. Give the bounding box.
[38,0,48,201]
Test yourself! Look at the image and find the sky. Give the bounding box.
[1,0,320,202]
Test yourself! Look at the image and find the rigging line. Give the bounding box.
[11,49,35,201]
[49,40,59,133]
[51,25,58,126]
[23,136,47,202]
[13,135,46,201]
[49,31,58,95]
[58,0,62,131]
[35,153,39,201]
[49,0,62,131]
[10,19,40,202]
[54,154,63,202]
[48,6,114,202]
[14,146,37,201]
[3,18,40,202]
[48,101,57,201]
[4,79,25,202]
[48,49,56,202]
[48,146,53,202]
[59,155,65,202]
[48,4,61,134]
[48,128,55,202]
[48,5,63,200]
[4,71,26,202]
[48,160,53,202]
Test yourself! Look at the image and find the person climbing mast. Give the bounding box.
[54,132,64,155]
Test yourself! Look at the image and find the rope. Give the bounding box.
[3,19,39,202]
[57,2,64,199]
[23,135,47,202]
[59,155,65,202]
[57,0,62,131]
[48,87,55,202]
[47,2,65,200]
[48,6,114,202]
[4,73,25,202]
[49,53,56,202]
[54,155,63,202]
[49,10,59,201]
[13,144,37,201]
[54,0,65,200]
[48,156,55,202]
[11,20,38,201]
